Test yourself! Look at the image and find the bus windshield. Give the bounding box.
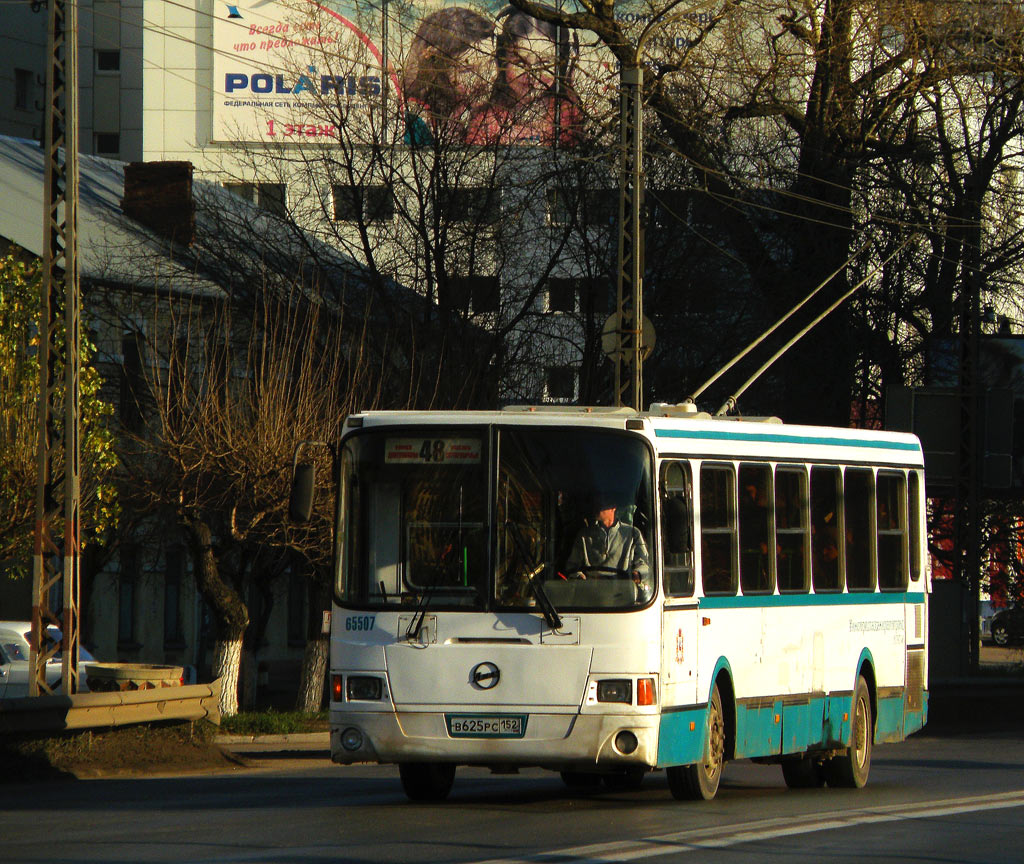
[337,425,654,612]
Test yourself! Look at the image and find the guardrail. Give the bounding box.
[0,679,221,734]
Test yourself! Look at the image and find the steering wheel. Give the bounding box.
[577,565,629,581]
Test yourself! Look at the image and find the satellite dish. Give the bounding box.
[601,312,655,361]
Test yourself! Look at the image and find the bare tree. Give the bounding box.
[500,0,1024,419]
[117,275,379,715]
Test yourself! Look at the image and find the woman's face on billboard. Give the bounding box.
[452,35,496,102]
[505,32,557,99]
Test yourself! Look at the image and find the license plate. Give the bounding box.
[446,714,527,739]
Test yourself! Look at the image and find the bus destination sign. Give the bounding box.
[385,438,482,465]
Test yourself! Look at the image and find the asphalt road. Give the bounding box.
[2,725,1023,864]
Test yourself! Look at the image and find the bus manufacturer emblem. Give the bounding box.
[470,661,501,690]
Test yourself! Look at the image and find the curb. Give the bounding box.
[216,732,329,748]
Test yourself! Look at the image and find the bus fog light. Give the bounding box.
[615,731,639,755]
[597,679,632,703]
[341,727,364,751]
[347,675,383,700]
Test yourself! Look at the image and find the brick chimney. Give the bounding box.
[121,161,195,245]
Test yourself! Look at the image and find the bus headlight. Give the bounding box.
[596,679,632,704]
[347,675,384,701]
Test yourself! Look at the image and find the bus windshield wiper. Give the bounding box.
[524,561,562,631]
[505,520,562,631]
[405,579,439,641]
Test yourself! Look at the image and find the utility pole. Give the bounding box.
[955,199,984,676]
[613,65,645,411]
[31,0,81,696]
[611,7,694,410]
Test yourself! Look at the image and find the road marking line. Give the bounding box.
[471,789,1024,864]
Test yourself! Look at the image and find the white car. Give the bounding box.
[0,620,96,699]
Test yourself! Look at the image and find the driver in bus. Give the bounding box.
[564,494,653,601]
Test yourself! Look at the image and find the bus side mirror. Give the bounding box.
[289,463,316,523]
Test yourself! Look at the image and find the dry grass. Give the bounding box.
[1,721,240,781]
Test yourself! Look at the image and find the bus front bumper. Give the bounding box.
[329,708,660,769]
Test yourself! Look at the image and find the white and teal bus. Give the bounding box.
[312,404,928,801]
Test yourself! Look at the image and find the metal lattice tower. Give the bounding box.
[613,66,644,411]
[31,0,81,696]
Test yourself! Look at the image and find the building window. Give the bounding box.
[332,184,394,222]
[469,276,500,313]
[583,189,618,227]
[164,546,185,647]
[580,277,614,315]
[545,188,575,226]
[118,547,138,646]
[545,365,575,401]
[224,182,287,216]
[547,277,576,313]
[445,275,500,313]
[95,133,120,156]
[96,50,121,72]
[120,331,146,432]
[14,68,33,111]
[445,187,500,224]
[224,182,256,202]
[257,183,287,217]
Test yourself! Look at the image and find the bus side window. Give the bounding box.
[908,471,923,582]
[776,467,809,593]
[810,466,843,592]
[738,463,773,594]
[845,467,875,591]
[877,471,908,591]
[661,461,693,597]
[700,464,737,595]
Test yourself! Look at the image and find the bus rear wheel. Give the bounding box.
[667,684,725,801]
[399,762,456,801]
[823,675,872,789]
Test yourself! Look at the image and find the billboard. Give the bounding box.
[212,0,713,145]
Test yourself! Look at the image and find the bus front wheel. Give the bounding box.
[823,675,872,789]
[399,762,456,802]
[667,684,725,801]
